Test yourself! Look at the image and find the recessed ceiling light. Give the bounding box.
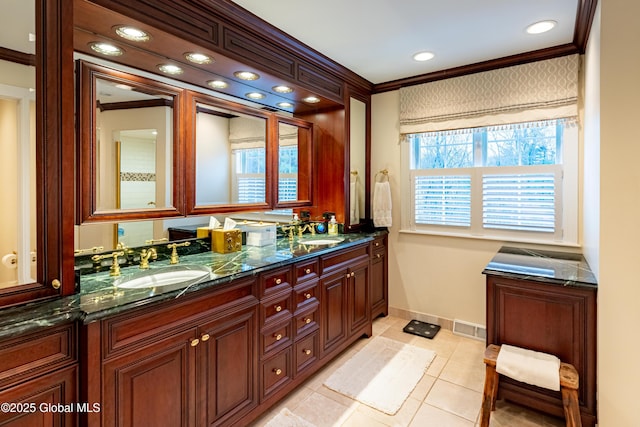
[273,85,293,94]
[413,51,435,62]
[114,84,133,91]
[89,42,124,56]
[114,26,150,42]
[185,52,213,64]
[246,92,266,100]
[207,80,228,89]
[277,102,294,109]
[234,71,260,81]
[303,96,320,104]
[526,20,557,34]
[158,64,183,75]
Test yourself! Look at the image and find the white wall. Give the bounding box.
[596,0,640,424]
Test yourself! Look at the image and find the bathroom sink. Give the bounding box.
[116,264,212,289]
[298,237,345,246]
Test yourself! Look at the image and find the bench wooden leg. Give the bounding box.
[480,363,499,427]
[561,387,582,427]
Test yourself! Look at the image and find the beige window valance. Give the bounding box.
[399,54,580,134]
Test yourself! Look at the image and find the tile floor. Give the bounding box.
[252,315,566,427]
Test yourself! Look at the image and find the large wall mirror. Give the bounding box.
[76,60,185,223]
[276,117,313,208]
[186,92,271,215]
[348,96,368,229]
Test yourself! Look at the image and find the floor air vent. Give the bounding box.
[453,319,486,341]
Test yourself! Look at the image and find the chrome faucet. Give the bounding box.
[139,247,158,269]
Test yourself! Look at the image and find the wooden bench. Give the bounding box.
[480,344,581,427]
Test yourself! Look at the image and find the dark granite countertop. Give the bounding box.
[0,233,382,340]
[483,246,597,289]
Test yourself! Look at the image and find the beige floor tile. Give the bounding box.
[355,396,422,427]
[424,379,482,422]
[439,359,486,392]
[410,403,475,427]
[408,373,436,402]
[291,391,357,426]
[341,409,390,427]
[426,354,448,377]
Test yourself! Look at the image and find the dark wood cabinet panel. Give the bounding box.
[347,260,369,336]
[320,271,347,357]
[0,365,77,427]
[486,275,597,427]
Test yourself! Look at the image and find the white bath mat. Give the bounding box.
[264,408,316,427]
[324,336,436,415]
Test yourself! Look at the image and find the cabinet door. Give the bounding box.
[320,271,347,356]
[0,365,77,427]
[102,329,196,427]
[370,247,388,318]
[347,260,369,335]
[198,305,258,427]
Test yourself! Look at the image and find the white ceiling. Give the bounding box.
[231,0,579,84]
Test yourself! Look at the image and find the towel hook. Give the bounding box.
[375,169,389,182]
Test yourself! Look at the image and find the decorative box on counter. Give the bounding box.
[212,229,242,253]
[244,222,277,247]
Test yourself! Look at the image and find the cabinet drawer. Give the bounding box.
[294,332,319,376]
[320,244,369,276]
[293,280,319,311]
[261,319,292,357]
[261,347,292,400]
[260,267,292,298]
[0,323,76,387]
[294,260,318,284]
[371,236,386,252]
[260,291,292,326]
[294,303,319,338]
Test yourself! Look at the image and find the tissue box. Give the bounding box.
[245,223,276,247]
[212,229,242,253]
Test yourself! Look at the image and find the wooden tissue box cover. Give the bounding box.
[212,229,242,253]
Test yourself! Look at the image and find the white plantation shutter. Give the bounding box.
[414,175,471,227]
[482,169,560,233]
[237,176,265,203]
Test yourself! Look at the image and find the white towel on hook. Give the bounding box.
[373,181,392,227]
[350,173,360,224]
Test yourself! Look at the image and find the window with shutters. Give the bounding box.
[403,119,578,244]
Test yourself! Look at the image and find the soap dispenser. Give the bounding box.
[328,215,339,235]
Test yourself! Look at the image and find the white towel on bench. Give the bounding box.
[496,344,560,391]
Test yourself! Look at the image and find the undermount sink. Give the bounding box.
[116,264,212,289]
[298,236,345,246]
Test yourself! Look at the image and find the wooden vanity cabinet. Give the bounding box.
[370,234,388,319]
[0,323,78,427]
[319,244,371,359]
[485,275,597,427]
[82,278,259,427]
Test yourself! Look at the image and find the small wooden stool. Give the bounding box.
[480,344,581,427]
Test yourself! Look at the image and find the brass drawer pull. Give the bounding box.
[201,334,210,342]
[51,279,61,290]
[350,272,355,277]
[273,368,282,375]
[304,293,312,299]
[275,278,282,285]
[274,333,283,341]
[303,349,311,355]
[275,305,283,312]
[190,338,200,347]
[305,268,311,274]
[303,318,312,324]
[376,253,381,259]
[375,242,380,247]
[345,273,350,279]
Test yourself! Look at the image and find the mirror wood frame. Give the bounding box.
[76,60,186,223]
[184,90,274,215]
[0,0,75,307]
[274,116,313,209]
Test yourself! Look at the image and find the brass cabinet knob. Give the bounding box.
[375,242,380,247]
[345,273,350,279]
[305,268,311,274]
[273,368,282,375]
[304,293,312,299]
[201,334,210,342]
[190,338,200,347]
[304,318,312,324]
[51,279,61,290]
[350,272,355,277]
[274,333,283,341]
[376,253,381,259]
[275,278,282,285]
[275,305,282,312]
[303,349,311,355]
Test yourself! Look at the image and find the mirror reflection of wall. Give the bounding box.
[278,122,299,203]
[349,97,366,225]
